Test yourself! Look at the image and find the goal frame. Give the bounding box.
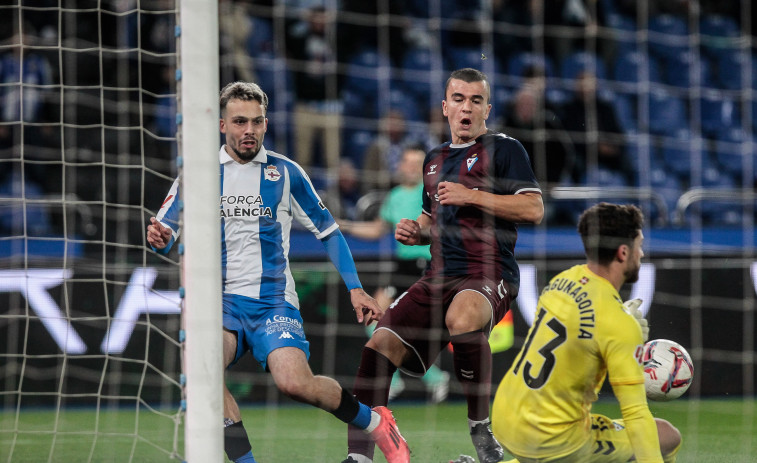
[178,1,223,460]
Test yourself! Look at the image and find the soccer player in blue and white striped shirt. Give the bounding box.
[147,82,409,463]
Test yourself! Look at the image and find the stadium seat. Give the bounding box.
[659,128,702,181]
[708,47,748,91]
[613,50,663,85]
[700,90,739,139]
[647,14,689,62]
[246,16,274,57]
[400,47,437,101]
[344,48,391,98]
[647,164,682,225]
[646,89,688,135]
[561,51,607,81]
[342,89,379,125]
[585,167,629,187]
[342,128,377,167]
[506,52,555,81]
[700,15,740,54]
[604,12,637,56]
[713,128,755,184]
[612,93,637,133]
[663,49,712,88]
[388,87,423,122]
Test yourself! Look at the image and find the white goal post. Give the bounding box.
[178,0,223,461]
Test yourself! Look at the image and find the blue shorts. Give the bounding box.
[222,293,310,370]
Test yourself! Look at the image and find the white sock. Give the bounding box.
[364,410,381,433]
[347,453,373,463]
[468,417,491,431]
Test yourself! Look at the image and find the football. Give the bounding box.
[642,339,694,401]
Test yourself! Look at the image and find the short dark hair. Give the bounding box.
[220,81,268,115]
[577,203,644,265]
[444,68,490,103]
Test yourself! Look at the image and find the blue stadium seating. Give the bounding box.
[646,89,688,135]
[713,127,756,185]
[708,47,748,90]
[700,90,739,139]
[246,16,274,57]
[400,47,437,102]
[344,48,390,98]
[700,15,740,53]
[613,50,663,85]
[342,128,377,167]
[611,93,637,132]
[561,51,607,81]
[663,49,712,88]
[604,12,637,56]
[506,52,555,81]
[659,128,702,181]
[648,14,689,61]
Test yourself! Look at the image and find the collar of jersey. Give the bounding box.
[449,140,476,149]
[218,145,268,164]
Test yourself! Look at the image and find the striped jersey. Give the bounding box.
[155,146,337,309]
[421,131,541,290]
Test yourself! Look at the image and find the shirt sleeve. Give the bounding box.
[495,136,541,194]
[288,162,338,239]
[613,382,664,463]
[153,177,181,254]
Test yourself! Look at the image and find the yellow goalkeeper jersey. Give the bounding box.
[492,264,646,459]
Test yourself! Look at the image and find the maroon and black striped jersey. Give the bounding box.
[421,131,541,293]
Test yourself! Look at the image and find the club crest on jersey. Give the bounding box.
[264,165,281,181]
[466,153,478,171]
[427,164,437,175]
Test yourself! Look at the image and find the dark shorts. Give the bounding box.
[374,274,513,375]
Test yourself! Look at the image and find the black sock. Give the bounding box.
[224,420,252,461]
[451,330,492,421]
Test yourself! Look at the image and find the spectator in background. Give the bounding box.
[328,158,362,221]
[501,70,575,186]
[0,22,55,186]
[560,70,631,184]
[360,109,418,194]
[286,5,342,172]
[340,146,451,403]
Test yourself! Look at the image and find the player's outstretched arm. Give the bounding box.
[146,217,172,250]
[437,181,544,224]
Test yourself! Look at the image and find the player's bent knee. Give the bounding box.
[274,376,311,401]
[655,418,682,454]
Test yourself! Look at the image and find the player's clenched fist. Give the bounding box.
[438,181,473,206]
[146,217,172,249]
[394,218,422,246]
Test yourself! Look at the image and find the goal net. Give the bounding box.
[2,0,756,462]
[0,1,188,461]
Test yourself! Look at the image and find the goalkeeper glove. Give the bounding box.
[623,298,649,342]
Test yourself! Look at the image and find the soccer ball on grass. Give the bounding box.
[642,339,694,401]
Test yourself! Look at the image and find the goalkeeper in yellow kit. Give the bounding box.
[492,203,682,463]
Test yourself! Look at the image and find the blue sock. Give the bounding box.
[234,450,256,463]
[350,402,372,430]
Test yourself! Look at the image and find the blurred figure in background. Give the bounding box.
[360,109,419,194]
[286,6,343,172]
[560,70,631,184]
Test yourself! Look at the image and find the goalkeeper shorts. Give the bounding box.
[222,293,310,370]
[505,414,634,463]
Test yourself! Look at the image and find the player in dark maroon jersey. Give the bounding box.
[344,68,544,463]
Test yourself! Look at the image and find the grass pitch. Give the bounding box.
[1,398,754,462]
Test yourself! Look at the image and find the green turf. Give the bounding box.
[1,398,755,462]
